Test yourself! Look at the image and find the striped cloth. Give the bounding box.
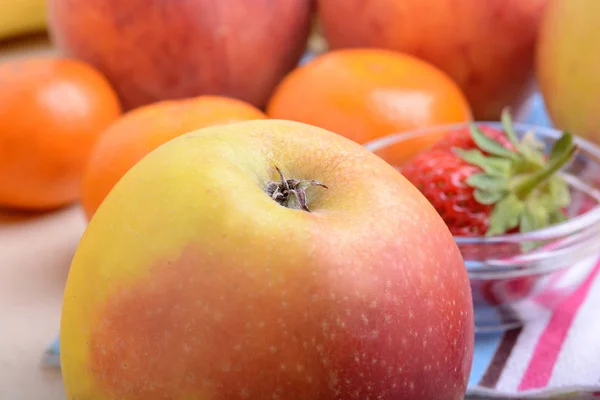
[467,256,600,399]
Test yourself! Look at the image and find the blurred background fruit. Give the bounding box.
[47,0,314,111]
[80,95,266,219]
[317,0,548,121]
[0,0,47,42]
[536,0,600,144]
[267,48,472,145]
[0,57,122,210]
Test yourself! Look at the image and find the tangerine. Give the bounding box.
[0,57,122,210]
[266,48,472,145]
[80,95,267,219]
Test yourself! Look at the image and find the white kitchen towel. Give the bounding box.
[466,255,600,399]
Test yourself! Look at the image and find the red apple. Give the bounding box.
[60,119,474,399]
[47,0,314,110]
[317,0,548,120]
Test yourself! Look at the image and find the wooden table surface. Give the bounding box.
[0,32,77,400]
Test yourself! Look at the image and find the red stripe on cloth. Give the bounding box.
[532,266,572,308]
[518,259,600,391]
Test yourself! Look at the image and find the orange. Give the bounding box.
[0,57,122,210]
[80,95,267,219]
[266,48,473,145]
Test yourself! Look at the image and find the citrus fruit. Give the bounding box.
[266,48,472,145]
[0,57,122,210]
[80,95,267,219]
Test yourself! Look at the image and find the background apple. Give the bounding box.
[316,0,548,121]
[536,0,600,144]
[47,0,314,110]
[60,119,474,399]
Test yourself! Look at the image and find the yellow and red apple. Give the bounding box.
[60,120,474,399]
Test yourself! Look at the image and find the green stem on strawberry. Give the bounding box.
[454,108,579,239]
[513,133,576,200]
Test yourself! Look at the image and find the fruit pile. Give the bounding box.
[0,0,596,399]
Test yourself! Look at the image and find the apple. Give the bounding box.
[316,0,548,120]
[46,0,314,110]
[536,0,600,144]
[60,119,474,399]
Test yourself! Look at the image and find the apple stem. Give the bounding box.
[265,166,327,212]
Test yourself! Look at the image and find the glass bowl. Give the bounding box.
[364,122,600,332]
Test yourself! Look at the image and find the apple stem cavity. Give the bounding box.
[266,166,327,212]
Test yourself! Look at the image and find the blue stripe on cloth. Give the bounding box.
[468,332,503,388]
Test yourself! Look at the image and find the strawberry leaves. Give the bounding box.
[470,126,520,161]
[454,108,578,238]
[501,110,522,150]
[454,148,511,177]
[487,194,523,236]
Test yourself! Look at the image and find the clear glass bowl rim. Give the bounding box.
[363,121,600,245]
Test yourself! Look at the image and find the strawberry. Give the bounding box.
[401,109,577,240]
[401,148,491,236]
